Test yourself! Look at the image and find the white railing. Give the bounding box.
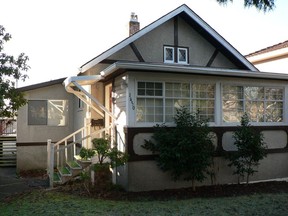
[47,124,113,188]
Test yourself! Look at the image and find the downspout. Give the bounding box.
[63,74,116,120]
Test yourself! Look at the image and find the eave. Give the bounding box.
[101,61,288,81]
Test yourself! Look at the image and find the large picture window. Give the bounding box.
[28,100,68,126]
[136,81,215,123]
[223,86,283,123]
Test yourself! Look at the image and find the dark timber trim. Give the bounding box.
[129,42,145,62]
[125,126,288,162]
[206,49,219,67]
[174,17,179,62]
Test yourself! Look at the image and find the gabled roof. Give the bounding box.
[246,40,288,57]
[80,4,258,72]
[17,77,66,92]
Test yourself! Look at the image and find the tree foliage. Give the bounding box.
[216,0,275,12]
[0,25,29,118]
[142,107,215,191]
[92,136,128,170]
[227,113,267,184]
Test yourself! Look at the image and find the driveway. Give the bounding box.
[0,167,48,200]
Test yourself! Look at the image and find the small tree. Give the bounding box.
[92,136,128,170]
[142,107,215,191]
[227,113,267,184]
[0,25,29,119]
[91,136,128,189]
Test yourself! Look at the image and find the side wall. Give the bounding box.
[17,84,75,171]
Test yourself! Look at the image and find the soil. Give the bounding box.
[54,180,288,201]
[19,170,288,201]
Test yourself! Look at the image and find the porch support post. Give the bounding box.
[47,139,54,188]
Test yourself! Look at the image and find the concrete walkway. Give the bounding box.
[0,167,48,201]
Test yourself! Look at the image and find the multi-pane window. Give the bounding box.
[137,82,163,122]
[164,46,188,64]
[164,46,174,63]
[136,81,215,123]
[223,86,283,123]
[191,84,215,122]
[28,100,68,126]
[178,48,188,64]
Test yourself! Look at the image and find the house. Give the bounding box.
[16,78,76,170]
[17,4,288,191]
[246,40,288,73]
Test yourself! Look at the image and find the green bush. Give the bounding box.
[79,147,95,160]
[142,107,215,191]
[226,113,267,184]
[92,136,128,168]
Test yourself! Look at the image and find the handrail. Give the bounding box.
[54,126,113,152]
[54,123,91,147]
[47,124,114,188]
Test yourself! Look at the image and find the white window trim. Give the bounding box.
[164,46,175,64]
[177,47,188,64]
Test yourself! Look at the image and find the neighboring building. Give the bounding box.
[16,78,76,170]
[246,40,288,73]
[17,4,288,191]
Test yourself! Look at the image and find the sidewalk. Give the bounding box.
[0,167,48,201]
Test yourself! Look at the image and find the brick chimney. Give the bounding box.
[129,12,140,36]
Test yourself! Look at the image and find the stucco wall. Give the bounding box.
[125,152,288,192]
[17,144,47,171]
[17,84,74,143]
[117,126,288,192]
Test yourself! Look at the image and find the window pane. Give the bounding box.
[178,49,187,62]
[265,88,283,100]
[266,102,283,122]
[245,87,264,100]
[246,101,264,122]
[47,100,68,126]
[28,100,47,125]
[165,47,174,61]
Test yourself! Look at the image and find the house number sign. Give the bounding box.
[129,93,135,110]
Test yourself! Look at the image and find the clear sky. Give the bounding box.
[1,0,288,87]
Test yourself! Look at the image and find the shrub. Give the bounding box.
[92,136,128,168]
[227,113,267,184]
[142,107,215,191]
[79,147,95,160]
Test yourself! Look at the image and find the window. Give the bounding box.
[223,86,283,123]
[178,48,188,64]
[164,46,174,63]
[137,82,163,122]
[164,46,188,64]
[28,100,68,126]
[78,98,84,110]
[136,81,215,123]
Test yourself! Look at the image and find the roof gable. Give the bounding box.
[81,4,257,72]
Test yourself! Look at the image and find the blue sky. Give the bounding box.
[1,0,287,87]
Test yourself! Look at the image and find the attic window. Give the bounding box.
[164,46,174,63]
[178,48,188,64]
[164,46,188,64]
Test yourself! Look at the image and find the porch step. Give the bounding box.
[54,158,92,184]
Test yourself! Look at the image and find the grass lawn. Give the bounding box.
[0,190,288,216]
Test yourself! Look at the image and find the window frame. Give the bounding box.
[27,99,68,126]
[136,80,216,124]
[163,45,188,64]
[163,46,175,64]
[177,47,188,64]
[222,84,284,124]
